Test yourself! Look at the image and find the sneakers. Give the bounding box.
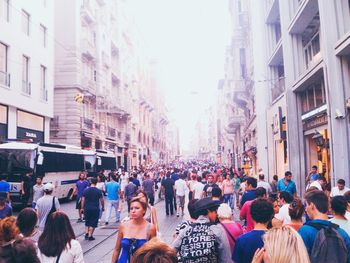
[77,218,83,223]
[84,233,89,240]
[88,236,95,241]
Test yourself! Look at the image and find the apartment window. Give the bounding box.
[22,55,30,94]
[300,81,326,113]
[303,32,321,69]
[0,0,10,21]
[0,42,9,87]
[40,65,47,101]
[40,24,47,47]
[239,48,247,79]
[21,10,30,35]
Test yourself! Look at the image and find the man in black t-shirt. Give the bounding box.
[202,175,219,198]
[81,177,104,241]
[161,172,175,215]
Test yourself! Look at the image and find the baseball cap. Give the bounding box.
[43,183,54,192]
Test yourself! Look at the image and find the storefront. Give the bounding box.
[0,105,7,141]
[17,110,44,142]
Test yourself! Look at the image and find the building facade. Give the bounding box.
[0,0,54,143]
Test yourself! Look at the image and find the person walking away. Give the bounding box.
[81,177,104,240]
[35,182,60,230]
[172,197,232,263]
[142,174,155,206]
[232,173,241,208]
[174,173,187,217]
[20,169,33,207]
[277,171,297,197]
[125,176,137,212]
[38,211,84,263]
[272,191,293,227]
[202,174,219,198]
[105,175,121,225]
[16,207,37,239]
[71,171,90,223]
[0,173,11,204]
[188,172,197,201]
[257,174,271,195]
[32,176,44,209]
[329,195,350,236]
[286,198,305,231]
[218,203,243,257]
[0,196,12,219]
[269,175,278,194]
[173,199,199,240]
[222,174,234,208]
[132,173,141,190]
[298,190,350,262]
[251,226,310,263]
[161,172,175,216]
[240,177,257,208]
[192,176,204,200]
[111,197,157,263]
[240,187,267,232]
[331,179,350,197]
[232,199,274,263]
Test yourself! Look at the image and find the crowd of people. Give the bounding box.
[1,161,350,263]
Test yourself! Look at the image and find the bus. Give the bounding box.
[0,142,97,206]
[95,150,117,174]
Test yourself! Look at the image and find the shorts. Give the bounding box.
[84,209,99,228]
[177,195,185,208]
[76,198,82,209]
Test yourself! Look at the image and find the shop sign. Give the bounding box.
[303,114,327,131]
[272,107,283,138]
[17,127,44,142]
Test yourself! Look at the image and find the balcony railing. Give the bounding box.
[82,117,93,129]
[108,127,116,138]
[0,71,10,87]
[22,80,31,95]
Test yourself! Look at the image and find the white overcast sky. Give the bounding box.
[125,0,230,152]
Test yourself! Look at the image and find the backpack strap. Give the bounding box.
[220,223,236,243]
[52,196,56,210]
[305,221,339,230]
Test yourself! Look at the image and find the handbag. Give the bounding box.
[46,197,57,225]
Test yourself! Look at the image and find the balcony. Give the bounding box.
[82,117,93,130]
[22,80,31,95]
[81,39,96,60]
[266,0,279,24]
[227,115,245,130]
[107,127,116,138]
[271,77,285,102]
[41,88,48,101]
[0,71,10,88]
[81,0,95,24]
[289,0,318,34]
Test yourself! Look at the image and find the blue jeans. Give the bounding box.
[223,194,233,208]
[105,199,120,223]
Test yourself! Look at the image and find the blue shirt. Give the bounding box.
[298,219,350,262]
[232,230,265,263]
[106,181,120,201]
[83,187,102,210]
[277,178,296,195]
[171,173,179,182]
[0,203,12,219]
[76,180,90,198]
[0,181,10,193]
[240,190,256,207]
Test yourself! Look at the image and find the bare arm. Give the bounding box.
[80,196,85,214]
[151,206,159,232]
[71,185,77,199]
[148,223,157,240]
[111,224,124,263]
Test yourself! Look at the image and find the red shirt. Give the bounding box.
[220,222,243,254]
[240,200,254,232]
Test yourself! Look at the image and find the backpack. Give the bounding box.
[179,222,218,263]
[306,222,348,263]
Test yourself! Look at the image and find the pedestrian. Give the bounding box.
[217,203,243,256]
[240,177,257,207]
[105,174,122,225]
[329,195,350,236]
[173,199,199,239]
[38,211,84,263]
[136,190,159,232]
[187,171,197,201]
[0,173,10,203]
[172,197,231,262]
[272,191,293,227]
[161,172,175,216]
[232,199,274,263]
[0,238,40,263]
[331,179,350,197]
[192,176,204,200]
[174,173,187,217]
[131,238,177,263]
[125,176,137,212]
[307,176,326,191]
[232,173,241,208]
[344,190,350,220]
[32,176,44,210]
[0,216,19,245]
[16,207,37,239]
[35,182,60,230]
[142,174,155,206]
[202,174,219,198]
[0,196,12,219]
[251,226,310,263]
[20,169,33,207]
[306,165,320,187]
[298,190,350,262]
[240,187,267,232]
[286,198,304,231]
[257,174,271,194]
[269,175,278,194]
[211,186,222,201]
[132,173,141,190]
[71,171,90,223]
[81,177,104,241]
[222,174,234,208]
[277,171,296,197]
[111,197,157,263]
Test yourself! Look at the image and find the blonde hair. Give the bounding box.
[263,226,310,263]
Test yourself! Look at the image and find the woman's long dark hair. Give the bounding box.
[38,211,76,257]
